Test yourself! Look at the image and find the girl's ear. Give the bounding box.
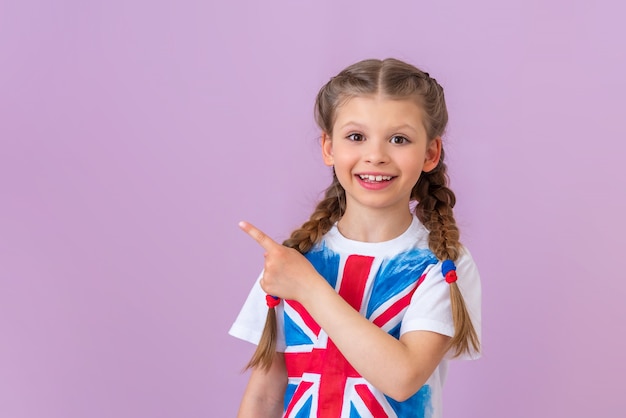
[423,137,442,172]
[321,132,334,166]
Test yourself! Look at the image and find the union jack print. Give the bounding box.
[282,243,438,418]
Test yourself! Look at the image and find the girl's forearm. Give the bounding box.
[299,279,448,401]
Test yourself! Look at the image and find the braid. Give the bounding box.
[246,175,345,371]
[413,149,480,357]
[413,149,459,261]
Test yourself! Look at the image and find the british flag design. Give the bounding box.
[281,242,438,418]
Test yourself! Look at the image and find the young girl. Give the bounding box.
[229,58,481,418]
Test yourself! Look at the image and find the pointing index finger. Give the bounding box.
[238,221,279,251]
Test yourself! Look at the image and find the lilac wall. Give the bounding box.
[1,1,625,417]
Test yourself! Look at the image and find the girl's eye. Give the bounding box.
[390,135,409,144]
[347,133,364,142]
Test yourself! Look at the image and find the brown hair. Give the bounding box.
[247,58,479,371]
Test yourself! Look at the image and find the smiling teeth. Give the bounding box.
[359,174,392,181]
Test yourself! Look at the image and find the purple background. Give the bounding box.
[1,1,625,417]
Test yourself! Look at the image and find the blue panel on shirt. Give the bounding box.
[366,248,437,318]
[350,401,362,417]
[387,384,433,418]
[388,322,401,340]
[284,310,313,346]
[294,396,313,418]
[284,383,297,411]
[305,242,340,289]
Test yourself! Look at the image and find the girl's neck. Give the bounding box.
[336,206,413,243]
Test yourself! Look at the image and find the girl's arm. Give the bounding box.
[236,352,287,418]
[239,221,451,402]
[302,283,450,401]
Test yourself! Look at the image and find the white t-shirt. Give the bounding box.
[230,215,481,418]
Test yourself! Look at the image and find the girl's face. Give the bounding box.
[322,95,441,215]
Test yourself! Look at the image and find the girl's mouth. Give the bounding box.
[358,174,393,183]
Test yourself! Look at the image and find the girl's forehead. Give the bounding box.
[332,95,425,130]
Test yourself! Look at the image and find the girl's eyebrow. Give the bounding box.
[337,121,366,130]
[338,121,419,133]
[388,124,419,133]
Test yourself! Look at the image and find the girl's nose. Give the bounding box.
[364,140,389,164]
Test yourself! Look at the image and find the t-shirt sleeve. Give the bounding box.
[400,247,482,360]
[228,271,287,352]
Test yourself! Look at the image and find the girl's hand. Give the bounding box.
[238,221,322,302]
